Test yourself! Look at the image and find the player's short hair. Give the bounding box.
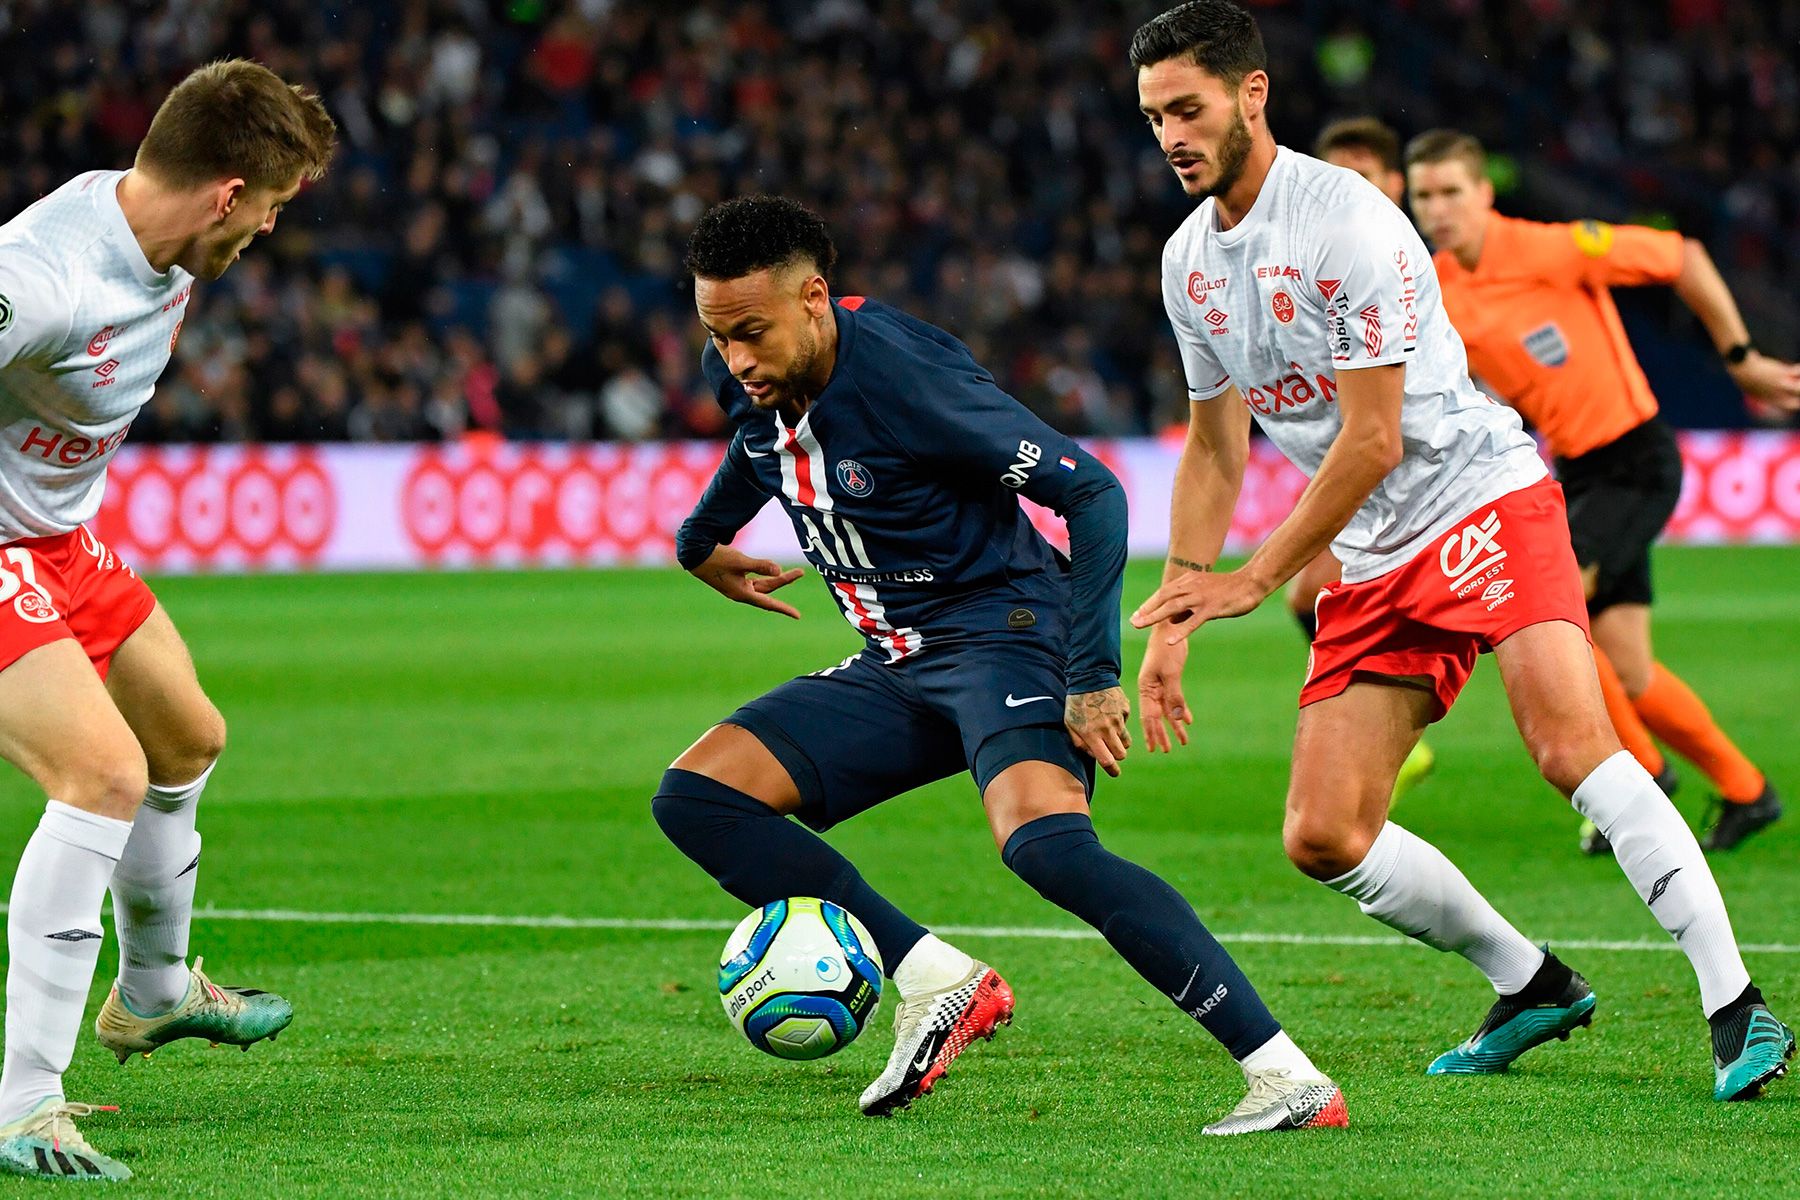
[1405,129,1487,180]
[1315,117,1402,174]
[1128,0,1267,88]
[684,197,838,282]
[137,59,336,191]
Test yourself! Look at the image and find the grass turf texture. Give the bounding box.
[0,548,1795,1197]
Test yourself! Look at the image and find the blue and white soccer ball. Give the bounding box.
[718,897,883,1060]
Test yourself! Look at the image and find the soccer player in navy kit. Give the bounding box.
[652,197,1346,1133]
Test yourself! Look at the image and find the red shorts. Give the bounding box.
[0,527,157,680]
[1299,478,1589,720]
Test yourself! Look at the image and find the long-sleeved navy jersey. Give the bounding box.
[675,296,1128,693]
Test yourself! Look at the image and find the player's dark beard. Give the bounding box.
[765,323,824,414]
[1194,109,1253,200]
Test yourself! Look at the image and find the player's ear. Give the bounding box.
[1239,70,1269,123]
[799,271,831,318]
[212,178,249,223]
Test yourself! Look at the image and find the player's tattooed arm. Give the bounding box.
[1066,686,1131,778]
[1168,557,1213,573]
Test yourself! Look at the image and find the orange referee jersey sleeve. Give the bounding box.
[1435,213,1685,459]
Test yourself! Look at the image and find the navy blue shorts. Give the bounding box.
[722,639,1097,832]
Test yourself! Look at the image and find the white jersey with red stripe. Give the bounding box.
[1160,147,1545,582]
[0,170,193,542]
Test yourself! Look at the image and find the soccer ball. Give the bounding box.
[718,897,883,1060]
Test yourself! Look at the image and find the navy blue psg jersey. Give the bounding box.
[676,296,1127,692]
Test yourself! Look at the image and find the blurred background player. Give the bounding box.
[1407,129,1800,855]
[0,60,333,1182]
[1286,116,1435,804]
[1130,0,1792,1104]
[653,196,1344,1134]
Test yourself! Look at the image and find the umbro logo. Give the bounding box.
[46,929,101,942]
[1648,867,1681,906]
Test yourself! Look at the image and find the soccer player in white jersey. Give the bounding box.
[1126,0,1792,1103]
[0,61,335,1181]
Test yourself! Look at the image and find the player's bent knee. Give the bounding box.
[1282,812,1373,881]
[54,746,150,821]
[157,703,226,787]
[667,723,804,815]
[1527,728,1619,796]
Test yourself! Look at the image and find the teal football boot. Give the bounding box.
[1712,1000,1794,1101]
[1429,951,1594,1075]
[0,1099,130,1181]
[95,957,292,1063]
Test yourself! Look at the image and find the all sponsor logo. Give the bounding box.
[1186,271,1226,305]
[87,325,116,356]
[1360,304,1384,357]
[1395,250,1418,345]
[1571,219,1615,258]
[1271,291,1295,324]
[1001,439,1041,488]
[1317,279,1352,358]
[835,458,874,498]
[1241,361,1339,418]
[1441,511,1513,607]
[1522,322,1569,367]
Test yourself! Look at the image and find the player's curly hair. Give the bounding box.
[684,197,838,282]
[1129,0,1267,88]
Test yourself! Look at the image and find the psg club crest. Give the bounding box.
[835,459,874,497]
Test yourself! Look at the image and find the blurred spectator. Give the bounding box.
[0,0,1792,443]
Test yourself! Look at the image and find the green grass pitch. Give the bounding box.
[0,548,1795,1197]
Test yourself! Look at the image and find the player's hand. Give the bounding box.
[1130,569,1268,644]
[689,545,805,619]
[1137,636,1192,753]
[1728,351,1800,412]
[1066,686,1131,778]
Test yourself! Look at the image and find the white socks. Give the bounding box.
[110,765,211,1016]
[1238,1029,1326,1081]
[0,802,132,1123]
[891,933,975,998]
[1573,751,1750,1015]
[1327,821,1546,995]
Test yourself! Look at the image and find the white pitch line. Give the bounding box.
[172,906,1800,956]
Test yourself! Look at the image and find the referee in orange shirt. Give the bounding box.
[1407,129,1800,854]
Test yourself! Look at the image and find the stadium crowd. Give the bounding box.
[0,0,1794,443]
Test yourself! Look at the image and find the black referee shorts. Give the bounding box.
[1555,417,1685,614]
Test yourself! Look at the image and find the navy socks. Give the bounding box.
[1002,812,1280,1059]
[652,768,927,971]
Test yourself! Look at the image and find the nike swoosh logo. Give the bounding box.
[910,1035,941,1074]
[1004,694,1055,708]
[743,446,771,458]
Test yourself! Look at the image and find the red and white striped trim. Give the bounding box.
[832,581,924,662]
[776,411,831,512]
